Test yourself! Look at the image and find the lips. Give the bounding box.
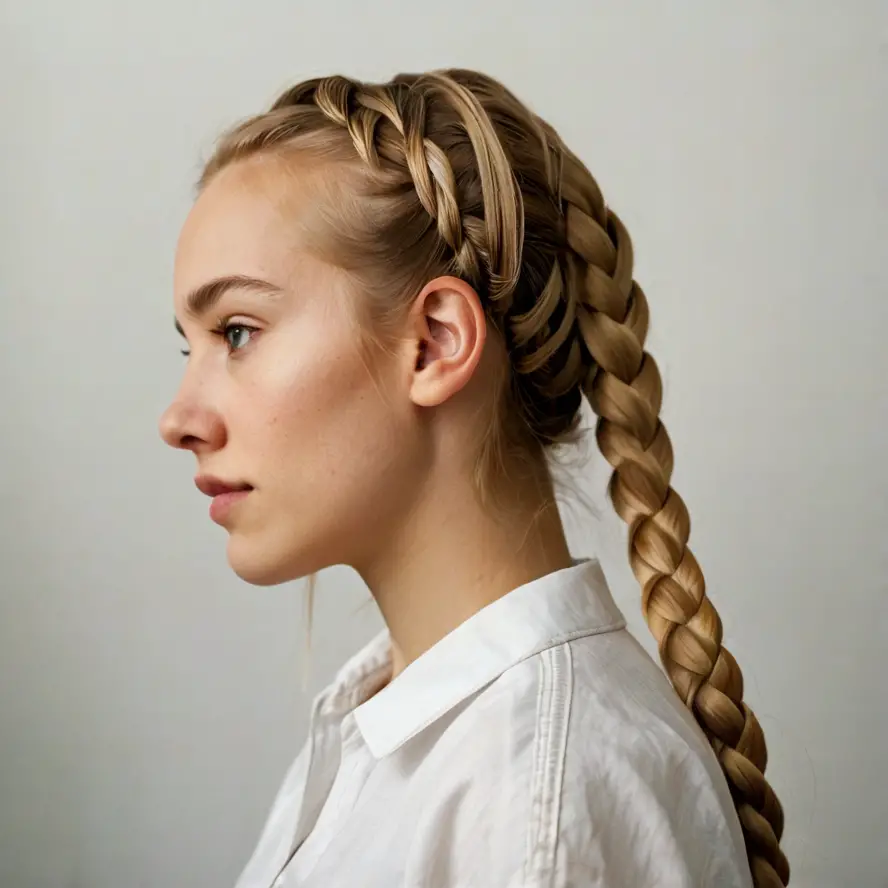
[194,476,254,498]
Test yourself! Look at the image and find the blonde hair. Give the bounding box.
[198,69,789,887]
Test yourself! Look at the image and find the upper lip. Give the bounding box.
[194,475,253,497]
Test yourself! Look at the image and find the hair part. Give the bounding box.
[199,68,789,887]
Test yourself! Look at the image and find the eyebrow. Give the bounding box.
[174,274,284,336]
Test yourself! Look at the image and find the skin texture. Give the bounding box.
[160,157,573,678]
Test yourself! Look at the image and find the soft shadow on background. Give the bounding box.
[1,2,885,887]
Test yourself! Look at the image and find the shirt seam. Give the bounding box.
[523,641,573,888]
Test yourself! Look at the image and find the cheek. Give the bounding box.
[251,331,405,480]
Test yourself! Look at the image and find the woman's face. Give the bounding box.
[159,158,427,585]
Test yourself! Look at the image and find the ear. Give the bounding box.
[407,276,487,408]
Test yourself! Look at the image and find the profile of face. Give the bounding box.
[159,158,488,586]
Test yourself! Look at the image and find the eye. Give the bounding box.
[178,322,258,359]
[221,323,257,353]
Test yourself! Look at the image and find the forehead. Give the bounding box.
[174,158,308,307]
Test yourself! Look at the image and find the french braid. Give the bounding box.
[201,68,789,887]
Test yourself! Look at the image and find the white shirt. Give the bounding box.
[234,558,752,888]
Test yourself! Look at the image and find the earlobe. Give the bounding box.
[408,276,487,409]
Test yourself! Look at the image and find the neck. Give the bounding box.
[354,462,573,680]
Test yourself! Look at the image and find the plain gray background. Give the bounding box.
[1,2,886,887]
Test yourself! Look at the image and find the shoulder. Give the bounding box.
[438,629,752,887]
[549,631,751,886]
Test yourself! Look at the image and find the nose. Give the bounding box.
[158,397,226,453]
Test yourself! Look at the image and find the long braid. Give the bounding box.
[201,68,790,887]
[557,149,790,887]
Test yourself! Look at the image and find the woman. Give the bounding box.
[160,69,789,887]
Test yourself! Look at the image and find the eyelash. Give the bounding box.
[180,321,259,358]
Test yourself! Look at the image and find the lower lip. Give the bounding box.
[209,489,252,524]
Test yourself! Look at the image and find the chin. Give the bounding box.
[225,533,321,587]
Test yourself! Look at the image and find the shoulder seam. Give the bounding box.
[523,642,573,888]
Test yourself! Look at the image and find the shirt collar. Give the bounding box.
[339,557,625,759]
